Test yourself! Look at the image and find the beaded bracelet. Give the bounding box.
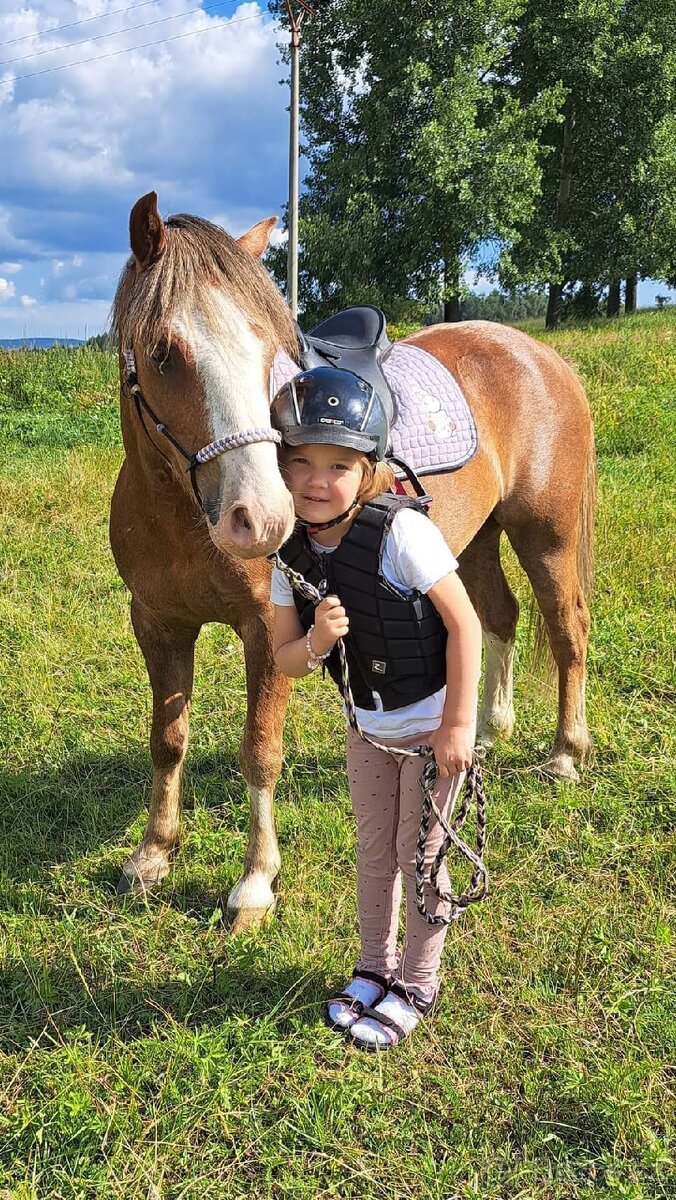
[306,624,330,672]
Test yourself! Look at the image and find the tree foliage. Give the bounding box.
[273,0,560,322]
[272,0,676,324]
[500,0,676,319]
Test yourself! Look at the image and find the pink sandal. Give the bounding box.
[325,969,391,1031]
[349,982,438,1050]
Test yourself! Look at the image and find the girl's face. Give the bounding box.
[283,442,365,525]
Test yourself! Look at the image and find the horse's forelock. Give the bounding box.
[112,213,297,359]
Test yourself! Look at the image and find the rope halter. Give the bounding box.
[123,347,282,508]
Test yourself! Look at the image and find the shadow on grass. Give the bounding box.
[0,743,347,893]
[0,747,150,865]
[0,954,329,1053]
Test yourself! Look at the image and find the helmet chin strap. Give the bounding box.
[297,496,360,534]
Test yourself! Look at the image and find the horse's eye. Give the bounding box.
[150,342,171,371]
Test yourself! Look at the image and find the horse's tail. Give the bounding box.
[529,425,596,674]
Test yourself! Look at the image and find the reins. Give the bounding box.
[270,552,489,925]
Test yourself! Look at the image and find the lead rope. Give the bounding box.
[269,553,489,925]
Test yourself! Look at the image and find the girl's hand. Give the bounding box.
[428,722,475,778]
[312,595,349,656]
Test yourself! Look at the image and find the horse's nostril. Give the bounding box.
[232,506,252,533]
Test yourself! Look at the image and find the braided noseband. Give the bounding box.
[270,552,489,925]
[194,429,282,464]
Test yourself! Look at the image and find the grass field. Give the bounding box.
[0,312,674,1198]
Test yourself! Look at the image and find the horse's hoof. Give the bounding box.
[541,752,580,783]
[475,729,496,751]
[476,710,515,750]
[226,873,277,933]
[226,898,277,935]
[116,851,170,896]
[115,870,157,896]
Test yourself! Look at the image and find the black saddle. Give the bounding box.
[297,305,397,425]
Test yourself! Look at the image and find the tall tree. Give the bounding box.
[272,0,560,323]
[500,0,676,326]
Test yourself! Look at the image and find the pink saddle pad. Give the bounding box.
[270,341,477,477]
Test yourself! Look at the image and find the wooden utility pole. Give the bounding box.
[284,2,318,319]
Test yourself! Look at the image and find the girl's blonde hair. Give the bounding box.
[357,457,396,504]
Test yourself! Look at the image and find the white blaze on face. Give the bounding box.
[173,289,288,512]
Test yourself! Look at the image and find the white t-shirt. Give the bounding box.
[271,507,458,738]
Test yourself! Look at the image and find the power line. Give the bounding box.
[0,1,242,70]
[0,9,270,91]
[0,1,162,50]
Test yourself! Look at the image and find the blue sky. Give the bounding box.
[0,1,673,339]
[0,1,292,338]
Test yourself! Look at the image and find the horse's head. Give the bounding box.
[113,191,296,558]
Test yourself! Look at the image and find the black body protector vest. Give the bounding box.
[278,493,448,711]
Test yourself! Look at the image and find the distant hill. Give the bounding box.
[0,337,84,349]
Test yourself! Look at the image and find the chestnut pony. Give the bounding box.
[110,192,594,929]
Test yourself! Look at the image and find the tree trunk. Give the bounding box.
[624,275,637,314]
[606,280,621,317]
[546,110,576,332]
[443,296,461,322]
[546,281,564,330]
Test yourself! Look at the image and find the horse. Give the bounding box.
[109,191,594,930]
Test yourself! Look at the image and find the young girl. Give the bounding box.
[270,365,482,1051]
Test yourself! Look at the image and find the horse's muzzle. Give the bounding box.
[208,494,295,559]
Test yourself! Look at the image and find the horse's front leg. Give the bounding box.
[227,610,291,932]
[117,601,199,894]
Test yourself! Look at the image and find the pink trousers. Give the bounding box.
[346,728,466,997]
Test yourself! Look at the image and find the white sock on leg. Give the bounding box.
[350,987,435,1048]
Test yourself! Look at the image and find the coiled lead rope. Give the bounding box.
[270,553,489,925]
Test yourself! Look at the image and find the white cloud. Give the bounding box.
[20,294,36,306]
[0,277,17,300]
[0,261,21,274]
[0,2,290,336]
[463,268,494,296]
[1,3,283,204]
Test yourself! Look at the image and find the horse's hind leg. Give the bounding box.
[457,517,519,749]
[226,609,291,933]
[507,526,591,781]
[117,602,199,895]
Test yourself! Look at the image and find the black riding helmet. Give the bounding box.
[271,366,390,462]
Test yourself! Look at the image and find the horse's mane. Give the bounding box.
[111,213,298,358]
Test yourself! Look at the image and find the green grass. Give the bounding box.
[0,316,674,1199]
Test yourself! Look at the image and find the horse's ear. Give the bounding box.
[237,217,278,259]
[129,191,167,269]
